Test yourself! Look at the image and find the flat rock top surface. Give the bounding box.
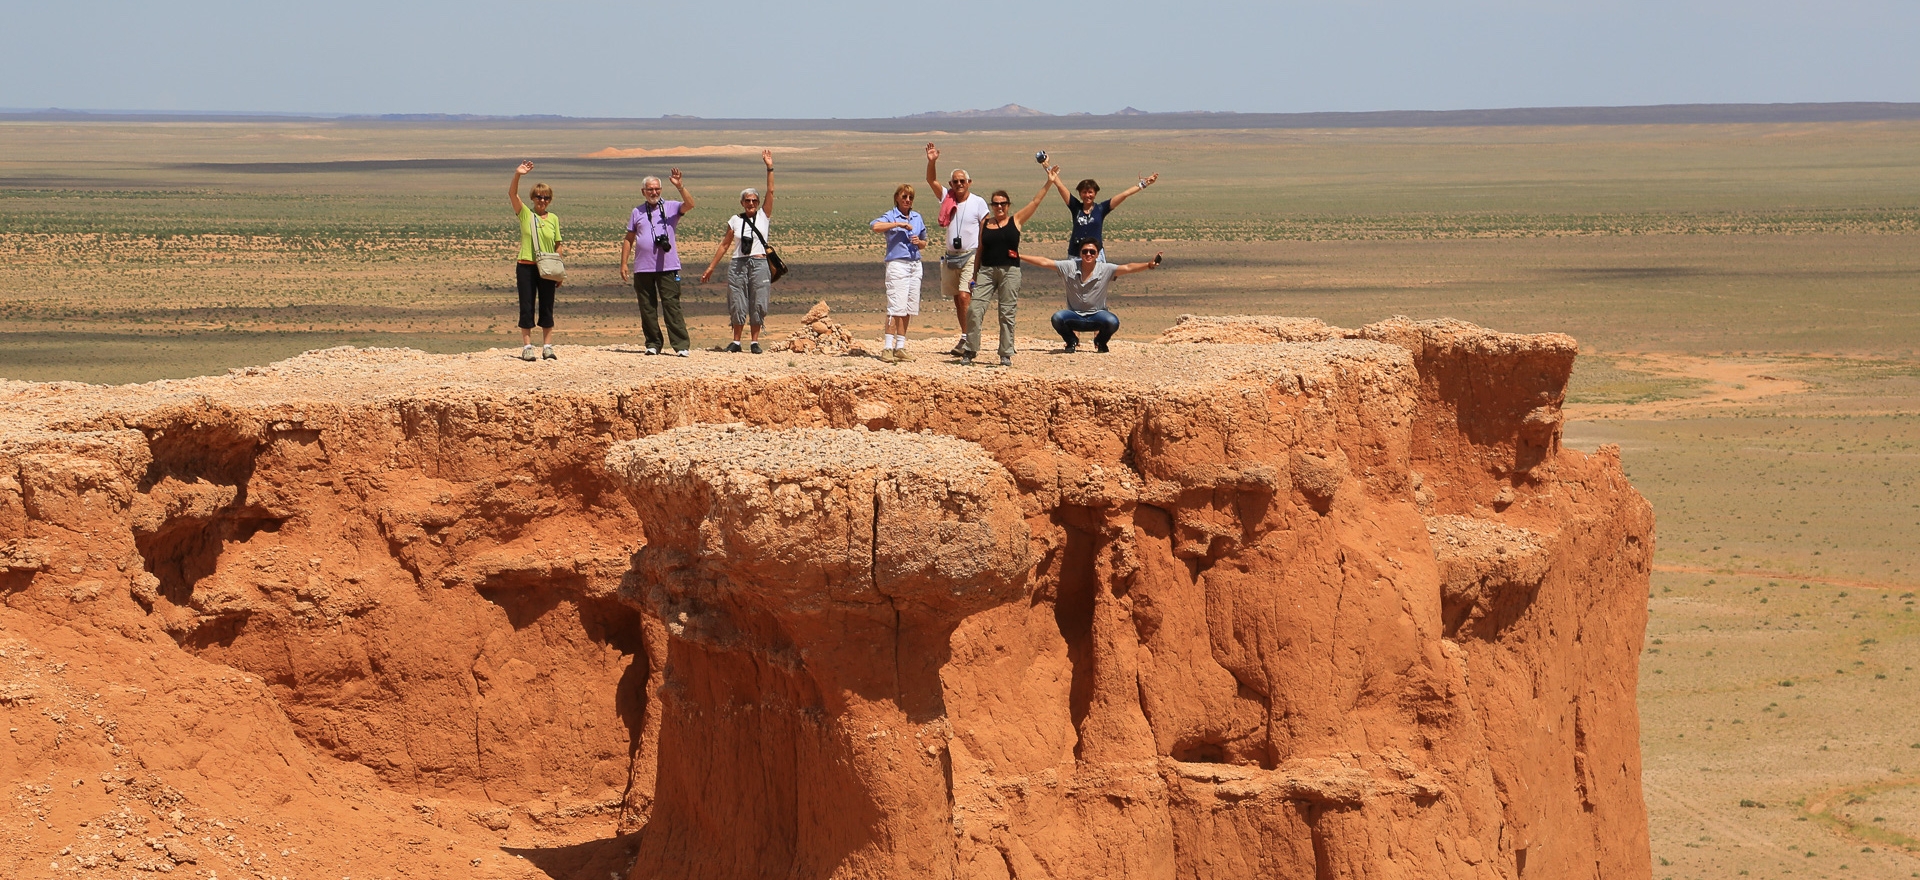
[0,338,1410,438]
[612,425,1007,485]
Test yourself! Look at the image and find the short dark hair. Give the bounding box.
[1075,179,1100,194]
[1072,237,1102,254]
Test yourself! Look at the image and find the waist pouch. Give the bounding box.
[941,249,975,270]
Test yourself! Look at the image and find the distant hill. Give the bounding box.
[6,102,1919,131]
[902,104,1054,119]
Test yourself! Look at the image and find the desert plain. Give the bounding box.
[3,116,1920,879]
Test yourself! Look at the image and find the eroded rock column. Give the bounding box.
[607,425,1033,880]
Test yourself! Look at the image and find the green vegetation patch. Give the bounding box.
[1808,781,1920,854]
[1567,356,1709,405]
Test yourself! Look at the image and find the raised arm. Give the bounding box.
[1013,172,1053,227]
[671,167,694,212]
[700,227,736,284]
[1112,252,1164,278]
[1048,165,1075,208]
[759,150,776,217]
[1106,172,1159,209]
[924,143,946,201]
[508,161,533,215]
[1015,252,1060,271]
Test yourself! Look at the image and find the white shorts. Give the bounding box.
[885,259,922,316]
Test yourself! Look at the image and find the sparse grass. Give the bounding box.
[1567,414,1920,585]
[5,120,1920,379]
[1568,357,1709,405]
[1637,568,1920,878]
[1809,780,1920,854]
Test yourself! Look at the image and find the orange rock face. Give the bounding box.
[0,318,1652,880]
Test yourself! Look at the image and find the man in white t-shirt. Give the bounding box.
[925,142,990,357]
[1017,238,1162,353]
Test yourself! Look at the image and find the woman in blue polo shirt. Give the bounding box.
[870,184,928,363]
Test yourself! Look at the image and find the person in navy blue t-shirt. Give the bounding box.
[1047,164,1160,256]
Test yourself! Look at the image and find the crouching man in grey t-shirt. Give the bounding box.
[1016,237,1161,353]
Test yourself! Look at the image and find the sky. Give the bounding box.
[7,0,1919,118]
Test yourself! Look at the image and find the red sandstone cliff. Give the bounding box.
[0,317,1651,880]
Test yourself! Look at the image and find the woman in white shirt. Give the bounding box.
[700,150,776,353]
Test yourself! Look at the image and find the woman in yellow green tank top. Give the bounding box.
[509,161,564,361]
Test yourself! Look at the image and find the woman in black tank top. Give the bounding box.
[961,170,1054,366]
[978,218,1022,267]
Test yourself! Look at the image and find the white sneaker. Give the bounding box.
[676,350,690,358]
[646,347,659,356]
[520,345,536,362]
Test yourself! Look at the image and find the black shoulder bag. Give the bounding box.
[738,211,787,282]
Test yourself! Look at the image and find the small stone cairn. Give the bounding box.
[769,301,873,356]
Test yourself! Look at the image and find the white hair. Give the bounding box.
[641,176,662,188]
[740,188,760,200]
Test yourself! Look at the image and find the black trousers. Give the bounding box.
[516,262,557,329]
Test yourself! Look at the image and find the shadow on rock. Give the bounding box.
[504,830,643,880]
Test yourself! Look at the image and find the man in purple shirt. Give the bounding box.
[621,168,696,356]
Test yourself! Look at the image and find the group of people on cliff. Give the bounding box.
[507,143,1164,365]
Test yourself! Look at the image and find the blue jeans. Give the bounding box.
[1051,309,1119,347]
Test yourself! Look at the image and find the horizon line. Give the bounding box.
[5,101,1920,131]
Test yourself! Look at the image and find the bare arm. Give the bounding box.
[620,229,636,281]
[759,150,775,217]
[1048,165,1074,208]
[871,217,928,250]
[1106,172,1158,210]
[968,215,987,287]
[508,161,532,215]
[1012,173,1052,228]
[924,143,945,200]
[670,167,694,212]
[700,228,736,284]
[1112,253,1164,278]
[1015,252,1060,270]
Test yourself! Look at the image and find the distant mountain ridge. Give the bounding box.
[902,104,1153,118]
[902,104,1055,119]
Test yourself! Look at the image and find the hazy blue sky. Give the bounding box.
[8,0,1919,118]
